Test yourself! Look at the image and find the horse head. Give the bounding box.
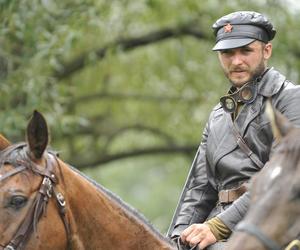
[0,111,175,250]
[0,111,69,250]
[227,102,300,250]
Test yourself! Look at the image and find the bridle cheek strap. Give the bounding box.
[235,221,282,250]
[0,157,71,250]
[53,188,72,249]
[4,176,56,250]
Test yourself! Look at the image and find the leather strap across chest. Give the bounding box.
[232,123,264,168]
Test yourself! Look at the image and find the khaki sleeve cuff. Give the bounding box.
[205,217,232,240]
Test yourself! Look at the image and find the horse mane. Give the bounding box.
[68,164,172,245]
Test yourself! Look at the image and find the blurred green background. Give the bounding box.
[1,0,300,234]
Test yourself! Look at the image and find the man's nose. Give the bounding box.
[231,54,243,65]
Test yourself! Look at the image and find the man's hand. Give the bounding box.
[180,223,217,249]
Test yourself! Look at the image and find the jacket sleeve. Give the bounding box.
[168,122,218,238]
[217,192,250,230]
[275,82,300,126]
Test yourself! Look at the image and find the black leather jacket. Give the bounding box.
[168,68,300,238]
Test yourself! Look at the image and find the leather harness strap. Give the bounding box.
[0,166,26,183]
[232,124,264,169]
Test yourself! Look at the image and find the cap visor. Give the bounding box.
[212,38,255,51]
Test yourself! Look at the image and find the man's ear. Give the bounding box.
[0,134,11,151]
[263,42,272,60]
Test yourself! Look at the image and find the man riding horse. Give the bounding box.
[167,11,300,250]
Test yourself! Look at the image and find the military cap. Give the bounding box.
[212,11,276,51]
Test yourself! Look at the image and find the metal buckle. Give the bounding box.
[42,177,52,197]
[4,245,15,250]
[218,189,230,204]
[56,192,66,207]
[285,239,300,250]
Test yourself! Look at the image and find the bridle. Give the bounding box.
[236,221,300,250]
[236,222,282,250]
[0,144,71,250]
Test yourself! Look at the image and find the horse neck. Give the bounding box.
[59,161,174,250]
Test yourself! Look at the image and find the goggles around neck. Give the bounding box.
[220,80,258,113]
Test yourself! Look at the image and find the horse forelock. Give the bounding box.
[0,142,59,168]
[0,142,29,168]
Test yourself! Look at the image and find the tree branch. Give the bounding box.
[102,124,176,151]
[72,92,201,105]
[71,144,198,170]
[53,20,207,80]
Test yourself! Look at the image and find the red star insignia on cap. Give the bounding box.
[224,23,233,33]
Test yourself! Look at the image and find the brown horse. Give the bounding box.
[0,111,176,250]
[226,103,300,250]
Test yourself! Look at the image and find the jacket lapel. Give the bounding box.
[234,95,264,136]
[210,68,286,174]
[210,112,238,173]
[235,68,286,136]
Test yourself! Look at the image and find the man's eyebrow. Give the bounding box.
[219,49,233,53]
[242,45,254,50]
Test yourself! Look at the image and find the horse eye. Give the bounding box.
[8,195,28,210]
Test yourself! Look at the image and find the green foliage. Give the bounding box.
[1,0,300,233]
[84,155,191,233]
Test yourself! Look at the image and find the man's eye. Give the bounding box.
[220,50,232,54]
[7,195,28,210]
[242,48,253,53]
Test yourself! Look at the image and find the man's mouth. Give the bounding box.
[231,69,246,73]
[230,69,249,75]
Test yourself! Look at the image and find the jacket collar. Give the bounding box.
[257,67,286,97]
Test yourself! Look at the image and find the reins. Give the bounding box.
[0,147,71,250]
[236,222,282,250]
[236,222,300,250]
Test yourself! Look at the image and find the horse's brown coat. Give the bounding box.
[0,111,175,250]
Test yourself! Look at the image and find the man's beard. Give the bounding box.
[250,60,266,81]
[227,60,266,86]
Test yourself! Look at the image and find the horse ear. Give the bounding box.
[266,100,293,140]
[0,133,11,151]
[26,110,49,159]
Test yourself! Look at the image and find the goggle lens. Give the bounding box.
[220,81,257,113]
[220,96,236,113]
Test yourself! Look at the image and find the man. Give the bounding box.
[167,11,300,250]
